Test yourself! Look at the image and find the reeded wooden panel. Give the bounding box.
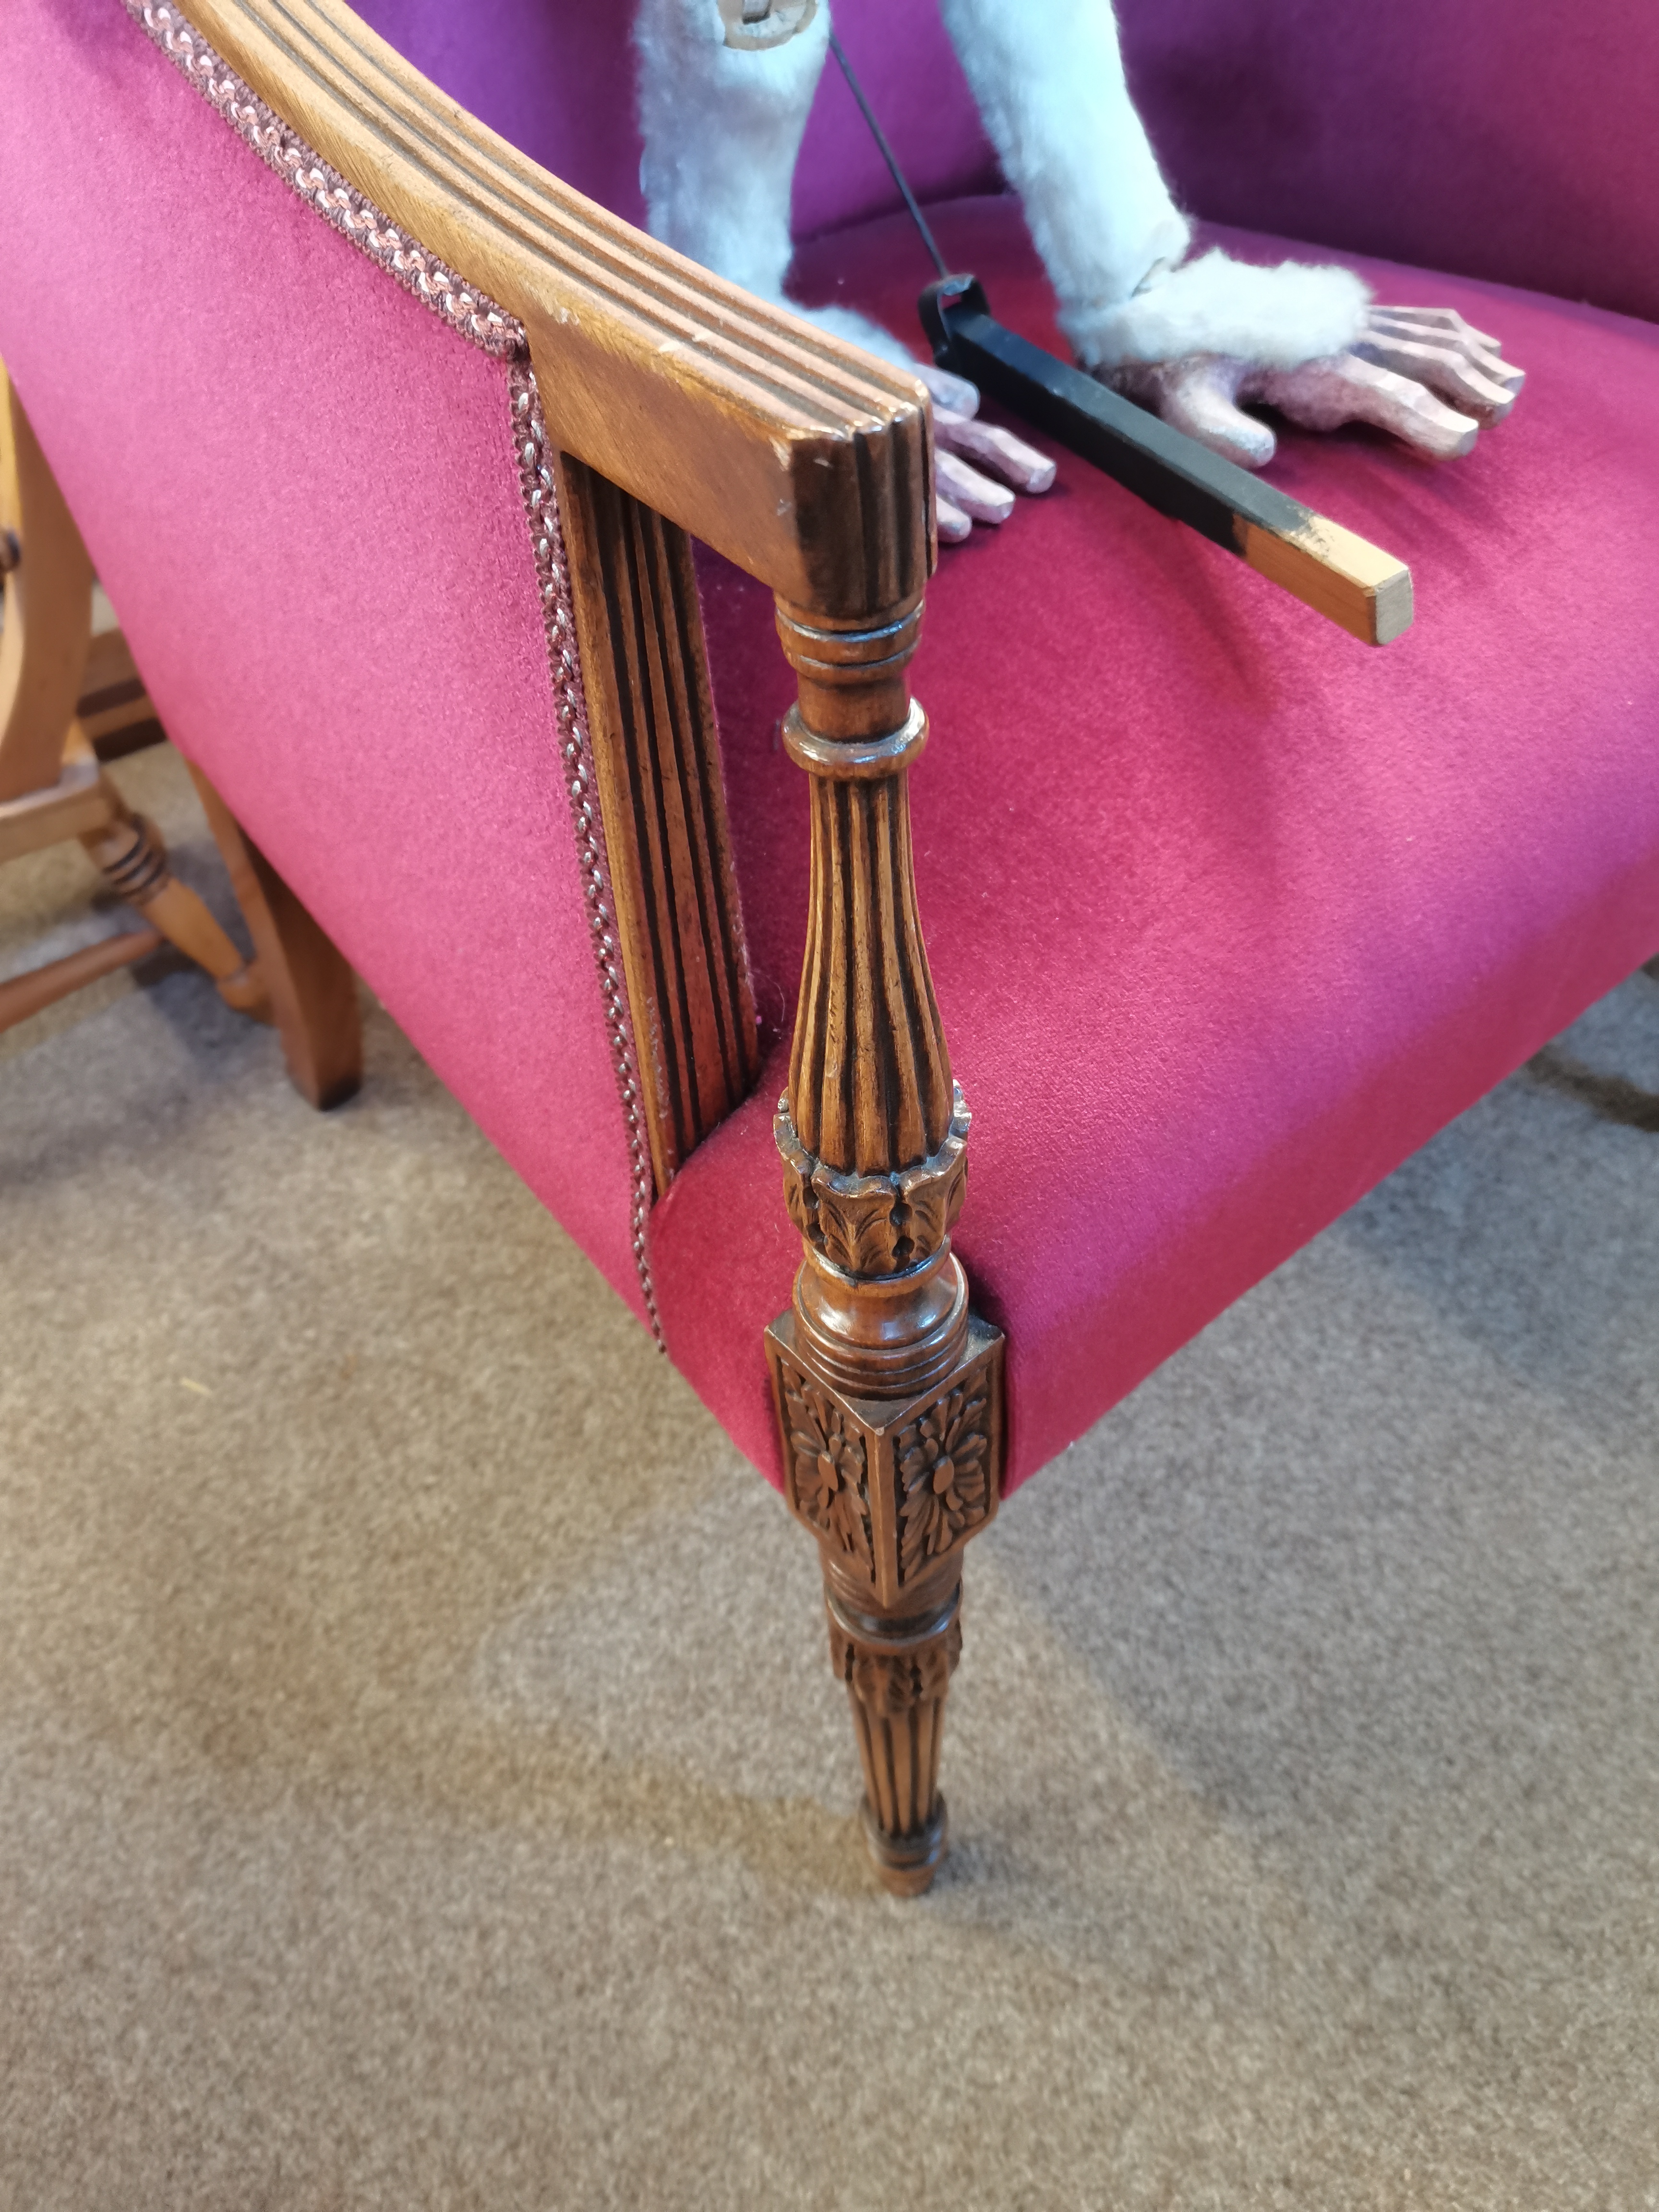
[556,455,760,1194]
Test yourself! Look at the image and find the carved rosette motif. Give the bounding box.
[777,1084,970,1279]
[767,1318,1004,1611]
[778,1361,875,1584]
[896,1378,993,1584]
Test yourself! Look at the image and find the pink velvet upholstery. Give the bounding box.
[357,0,1659,320]
[653,198,1659,1492]
[0,0,648,1330]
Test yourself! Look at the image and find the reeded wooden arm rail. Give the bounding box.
[183,0,1002,1890]
[186,0,933,620]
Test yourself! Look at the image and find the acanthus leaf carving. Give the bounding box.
[813,1164,901,1275]
[774,1084,972,1280]
[828,1610,963,1716]
[895,1136,967,1263]
[776,1099,820,1244]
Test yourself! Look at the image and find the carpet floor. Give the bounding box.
[3,744,1657,2211]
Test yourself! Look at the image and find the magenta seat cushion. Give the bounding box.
[649,196,1659,1494]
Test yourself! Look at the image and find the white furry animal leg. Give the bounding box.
[633,0,921,369]
[937,0,1193,350]
[633,0,1057,534]
[938,0,1370,381]
[635,0,828,303]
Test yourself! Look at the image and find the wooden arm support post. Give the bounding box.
[149,0,1005,1890]
[764,594,1005,1895]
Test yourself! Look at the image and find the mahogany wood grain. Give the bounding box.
[190,764,362,1108]
[555,455,760,1194]
[764,589,1005,1893]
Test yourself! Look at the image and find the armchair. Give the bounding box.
[3,0,1655,1895]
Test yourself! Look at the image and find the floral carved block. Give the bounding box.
[896,1380,993,1584]
[778,1360,875,1583]
[766,1313,1005,1611]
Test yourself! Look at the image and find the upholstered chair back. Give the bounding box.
[359,0,1659,321]
[0,0,653,1325]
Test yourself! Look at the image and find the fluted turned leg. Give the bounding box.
[829,1579,962,1893]
[765,589,1004,1895]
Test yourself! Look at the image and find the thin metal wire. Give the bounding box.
[827,28,950,280]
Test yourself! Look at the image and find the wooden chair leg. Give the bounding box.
[0,361,95,805]
[187,764,362,1110]
[763,592,1005,1897]
[80,777,268,1017]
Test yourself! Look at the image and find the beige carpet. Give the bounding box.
[3,743,1657,2210]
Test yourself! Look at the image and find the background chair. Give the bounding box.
[2,0,1655,1894]
[0,361,272,1034]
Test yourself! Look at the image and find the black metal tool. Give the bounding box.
[823,25,1410,643]
[920,275,1411,645]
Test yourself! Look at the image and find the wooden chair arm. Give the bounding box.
[158,0,1000,1888]
[184,0,934,623]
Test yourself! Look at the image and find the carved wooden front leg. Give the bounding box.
[764,592,1005,1897]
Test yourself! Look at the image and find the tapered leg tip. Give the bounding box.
[863,1794,949,1896]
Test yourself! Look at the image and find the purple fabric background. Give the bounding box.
[359,0,1659,320]
[354,0,998,245]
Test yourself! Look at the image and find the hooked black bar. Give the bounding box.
[919,275,1412,645]
[923,275,1308,550]
[819,16,1407,640]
